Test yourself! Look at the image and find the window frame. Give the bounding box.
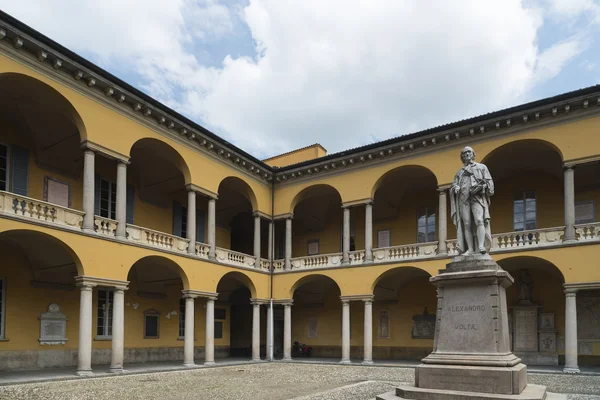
[417,207,436,243]
[0,277,6,339]
[575,200,596,225]
[99,177,117,220]
[307,239,320,256]
[44,176,72,207]
[144,309,160,339]
[513,190,537,232]
[96,289,113,339]
[0,143,9,193]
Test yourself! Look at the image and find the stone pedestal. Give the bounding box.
[377,256,560,400]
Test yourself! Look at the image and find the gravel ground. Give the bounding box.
[0,363,598,400]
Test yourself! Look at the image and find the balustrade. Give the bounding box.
[576,222,600,241]
[125,224,189,252]
[94,216,117,236]
[0,191,83,229]
[214,247,256,268]
[290,253,343,269]
[348,250,365,264]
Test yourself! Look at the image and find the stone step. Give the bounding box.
[376,384,556,400]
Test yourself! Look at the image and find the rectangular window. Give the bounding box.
[0,144,8,192]
[99,178,117,219]
[0,277,5,339]
[575,200,595,224]
[97,289,113,337]
[144,310,160,339]
[215,308,226,320]
[417,208,436,243]
[179,298,186,338]
[513,191,536,231]
[45,177,70,207]
[215,321,223,339]
[377,229,391,248]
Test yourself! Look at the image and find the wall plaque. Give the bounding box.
[39,303,68,345]
[412,307,436,339]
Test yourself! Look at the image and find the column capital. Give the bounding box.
[437,184,451,193]
[186,183,218,199]
[250,298,269,306]
[182,289,218,300]
[340,294,374,302]
[274,213,294,220]
[75,276,129,291]
[117,159,130,166]
[273,299,294,306]
[342,198,373,208]
[80,140,130,163]
[253,211,270,219]
[564,288,578,296]
[563,164,575,172]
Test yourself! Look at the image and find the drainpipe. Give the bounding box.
[268,173,275,361]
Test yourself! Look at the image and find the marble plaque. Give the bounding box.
[514,308,537,352]
[436,284,495,353]
[378,310,390,339]
[577,294,600,340]
[307,316,318,338]
[412,307,435,339]
[539,332,556,352]
[539,313,555,330]
[39,303,67,345]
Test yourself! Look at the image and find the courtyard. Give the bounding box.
[0,363,599,400]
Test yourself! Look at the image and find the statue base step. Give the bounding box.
[376,384,563,400]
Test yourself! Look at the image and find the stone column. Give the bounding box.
[285,217,293,270]
[364,202,373,263]
[283,303,292,361]
[205,297,216,365]
[208,197,216,259]
[340,299,351,364]
[183,295,196,367]
[266,302,273,361]
[109,287,126,373]
[564,166,576,242]
[251,300,261,361]
[342,206,350,264]
[437,188,448,255]
[115,161,128,239]
[76,284,94,376]
[362,298,373,364]
[82,149,95,233]
[254,213,261,261]
[564,288,580,373]
[268,221,273,262]
[187,189,196,255]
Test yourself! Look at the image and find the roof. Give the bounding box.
[262,143,327,163]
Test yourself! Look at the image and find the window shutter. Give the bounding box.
[10,146,29,196]
[94,175,101,216]
[126,184,135,224]
[196,209,206,243]
[173,201,183,237]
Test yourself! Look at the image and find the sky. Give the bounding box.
[1,0,599,160]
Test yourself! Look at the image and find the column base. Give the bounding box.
[82,228,95,234]
[562,239,577,244]
[563,366,580,374]
[282,357,293,362]
[339,359,351,365]
[76,369,94,377]
[115,234,126,241]
[361,360,374,365]
[204,361,216,366]
[251,357,262,362]
[108,366,125,374]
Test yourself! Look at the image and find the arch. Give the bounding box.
[218,176,259,211]
[216,271,258,298]
[370,265,432,294]
[289,273,342,298]
[371,165,439,199]
[0,72,87,141]
[289,184,343,214]
[126,255,190,290]
[497,256,565,284]
[129,138,192,185]
[0,229,84,276]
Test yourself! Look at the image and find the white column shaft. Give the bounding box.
[564,167,576,241]
[342,207,350,264]
[205,298,215,365]
[285,218,292,270]
[109,289,125,372]
[564,291,580,373]
[183,297,195,366]
[208,198,216,259]
[266,303,273,361]
[438,189,448,254]
[115,161,127,238]
[340,301,350,363]
[77,285,94,375]
[268,221,273,262]
[362,300,373,364]
[364,203,373,262]
[283,305,292,360]
[82,150,95,232]
[187,190,196,254]
[252,303,261,361]
[254,215,261,259]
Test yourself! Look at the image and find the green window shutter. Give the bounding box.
[196,209,206,243]
[126,184,135,224]
[173,201,183,237]
[10,146,29,196]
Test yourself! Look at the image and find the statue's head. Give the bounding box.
[460,146,475,164]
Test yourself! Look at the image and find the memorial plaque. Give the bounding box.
[514,308,537,352]
[39,303,68,345]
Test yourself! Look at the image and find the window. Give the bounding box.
[215,321,223,339]
[0,144,8,191]
[339,214,356,251]
[97,289,113,337]
[378,229,391,248]
[181,206,188,239]
[144,310,160,339]
[0,277,5,339]
[99,178,117,219]
[576,200,595,224]
[179,298,186,338]
[44,177,70,207]
[417,208,436,243]
[514,191,536,231]
[308,239,319,255]
[215,308,226,320]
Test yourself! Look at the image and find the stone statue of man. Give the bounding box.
[450,146,494,255]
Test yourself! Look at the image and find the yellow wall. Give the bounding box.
[263,144,327,168]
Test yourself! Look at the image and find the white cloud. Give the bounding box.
[0,0,593,158]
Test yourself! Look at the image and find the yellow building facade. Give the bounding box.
[1,12,599,374]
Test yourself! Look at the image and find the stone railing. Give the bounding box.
[492,227,564,251]
[576,222,600,241]
[373,242,438,262]
[0,190,83,230]
[195,242,210,258]
[290,252,343,269]
[94,216,117,236]
[214,247,256,268]
[259,258,271,271]
[348,250,365,265]
[126,224,190,253]
[273,259,285,271]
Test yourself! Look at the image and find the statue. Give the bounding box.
[450,146,494,255]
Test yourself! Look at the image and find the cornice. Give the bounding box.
[75,276,129,290]
[564,155,600,168]
[182,289,218,300]
[81,140,129,163]
[272,298,294,306]
[340,294,374,302]
[0,18,273,184]
[564,282,600,291]
[250,298,270,305]
[273,213,294,220]
[342,198,373,208]
[253,210,271,220]
[186,184,218,199]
